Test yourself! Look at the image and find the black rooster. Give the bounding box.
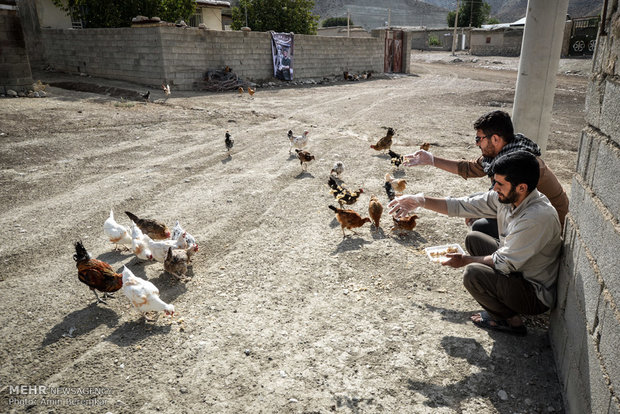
[225,131,234,152]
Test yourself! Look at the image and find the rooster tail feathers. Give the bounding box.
[125,211,139,223]
[328,205,339,213]
[73,240,90,262]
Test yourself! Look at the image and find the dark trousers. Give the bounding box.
[471,218,499,239]
[463,231,549,320]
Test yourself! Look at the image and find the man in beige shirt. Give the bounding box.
[404,110,568,238]
[389,151,562,336]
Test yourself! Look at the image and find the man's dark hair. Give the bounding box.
[473,110,515,143]
[492,150,540,192]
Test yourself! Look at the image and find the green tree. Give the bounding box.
[322,17,352,27]
[52,0,195,28]
[447,0,492,28]
[231,0,318,35]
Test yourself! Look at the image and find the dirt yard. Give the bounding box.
[0,51,590,413]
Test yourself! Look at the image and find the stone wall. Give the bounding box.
[549,1,620,412]
[40,26,385,90]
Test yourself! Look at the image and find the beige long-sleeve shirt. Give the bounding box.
[457,156,569,228]
[446,189,562,308]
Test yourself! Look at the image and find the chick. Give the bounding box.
[368,195,383,229]
[238,86,244,94]
[420,142,431,151]
[295,149,315,171]
[225,131,234,152]
[248,87,255,96]
[330,161,344,177]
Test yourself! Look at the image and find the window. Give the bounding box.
[188,11,203,27]
[486,37,491,44]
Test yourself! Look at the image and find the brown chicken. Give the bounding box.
[328,205,371,238]
[391,215,419,233]
[328,176,364,207]
[248,87,255,96]
[164,247,189,280]
[368,195,383,228]
[295,149,315,171]
[420,142,431,151]
[125,211,171,240]
[385,172,407,194]
[238,86,244,94]
[370,127,395,152]
[73,241,123,304]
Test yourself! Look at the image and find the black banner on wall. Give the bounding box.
[270,32,294,81]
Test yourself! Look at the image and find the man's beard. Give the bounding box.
[498,186,519,204]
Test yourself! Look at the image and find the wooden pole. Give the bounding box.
[451,0,459,55]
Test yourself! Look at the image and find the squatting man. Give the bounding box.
[388,151,562,336]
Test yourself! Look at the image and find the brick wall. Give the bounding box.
[41,26,385,90]
[0,7,34,92]
[549,1,620,412]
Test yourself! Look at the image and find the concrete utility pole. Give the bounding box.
[451,0,460,55]
[512,0,570,155]
[347,9,350,37]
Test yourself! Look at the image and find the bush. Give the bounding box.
[428,35,441,46]
[322,17,352,27]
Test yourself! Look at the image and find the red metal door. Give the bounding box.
[384,30,403,73]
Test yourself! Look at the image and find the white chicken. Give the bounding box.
[147,231,187,263]
[288,130,309,154]
[130,222,153,261]
[122,266,174,320]
[103,209,132,250]
[330,161,345,177]
[171,221,199,262]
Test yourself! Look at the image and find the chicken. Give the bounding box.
[391,215,419,233]
[122,265,175,321]
[164,247,189,280]
[130,222,154,261]
[171,221,198,260]
[384,180,396,201]
[328,205,371,238]
[388,149,403,168]
[420,142,431,151]
[125,211,170,240]
[330,161,344,177]
[147,231,187,263]
[224,65,232,72]
[368,195,383,228]
[385,172,407,195]
[328,176,364,207]
[288,130,309,153]
[103,209,132,250]
[370,127,395,152]
[141,91,150,102]
[161,83,171,96]
[248,87,255,96]
[225,131,234,152]
[295,149,315,171]
[238,86,244,94]
[73,241,123,304]
[343,71,349,80]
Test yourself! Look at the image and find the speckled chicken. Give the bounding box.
[388,149,403,168]
[328,176,364,207]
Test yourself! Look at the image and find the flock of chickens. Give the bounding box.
[284,125,430,238]
[73,210,198,321]
[73,118,429,321]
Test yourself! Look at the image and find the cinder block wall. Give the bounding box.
[41,27,384,90]
[549,1,620,413]
[470,29,523,56]
[0,6,34,92]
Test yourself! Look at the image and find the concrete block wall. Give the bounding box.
[0,7,34,92]
[40,26,384,90]
[549,1,620,412]
[470,29,523,57]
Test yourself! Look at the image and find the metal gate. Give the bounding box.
[384,30,403,73]
[568,16,599,56]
